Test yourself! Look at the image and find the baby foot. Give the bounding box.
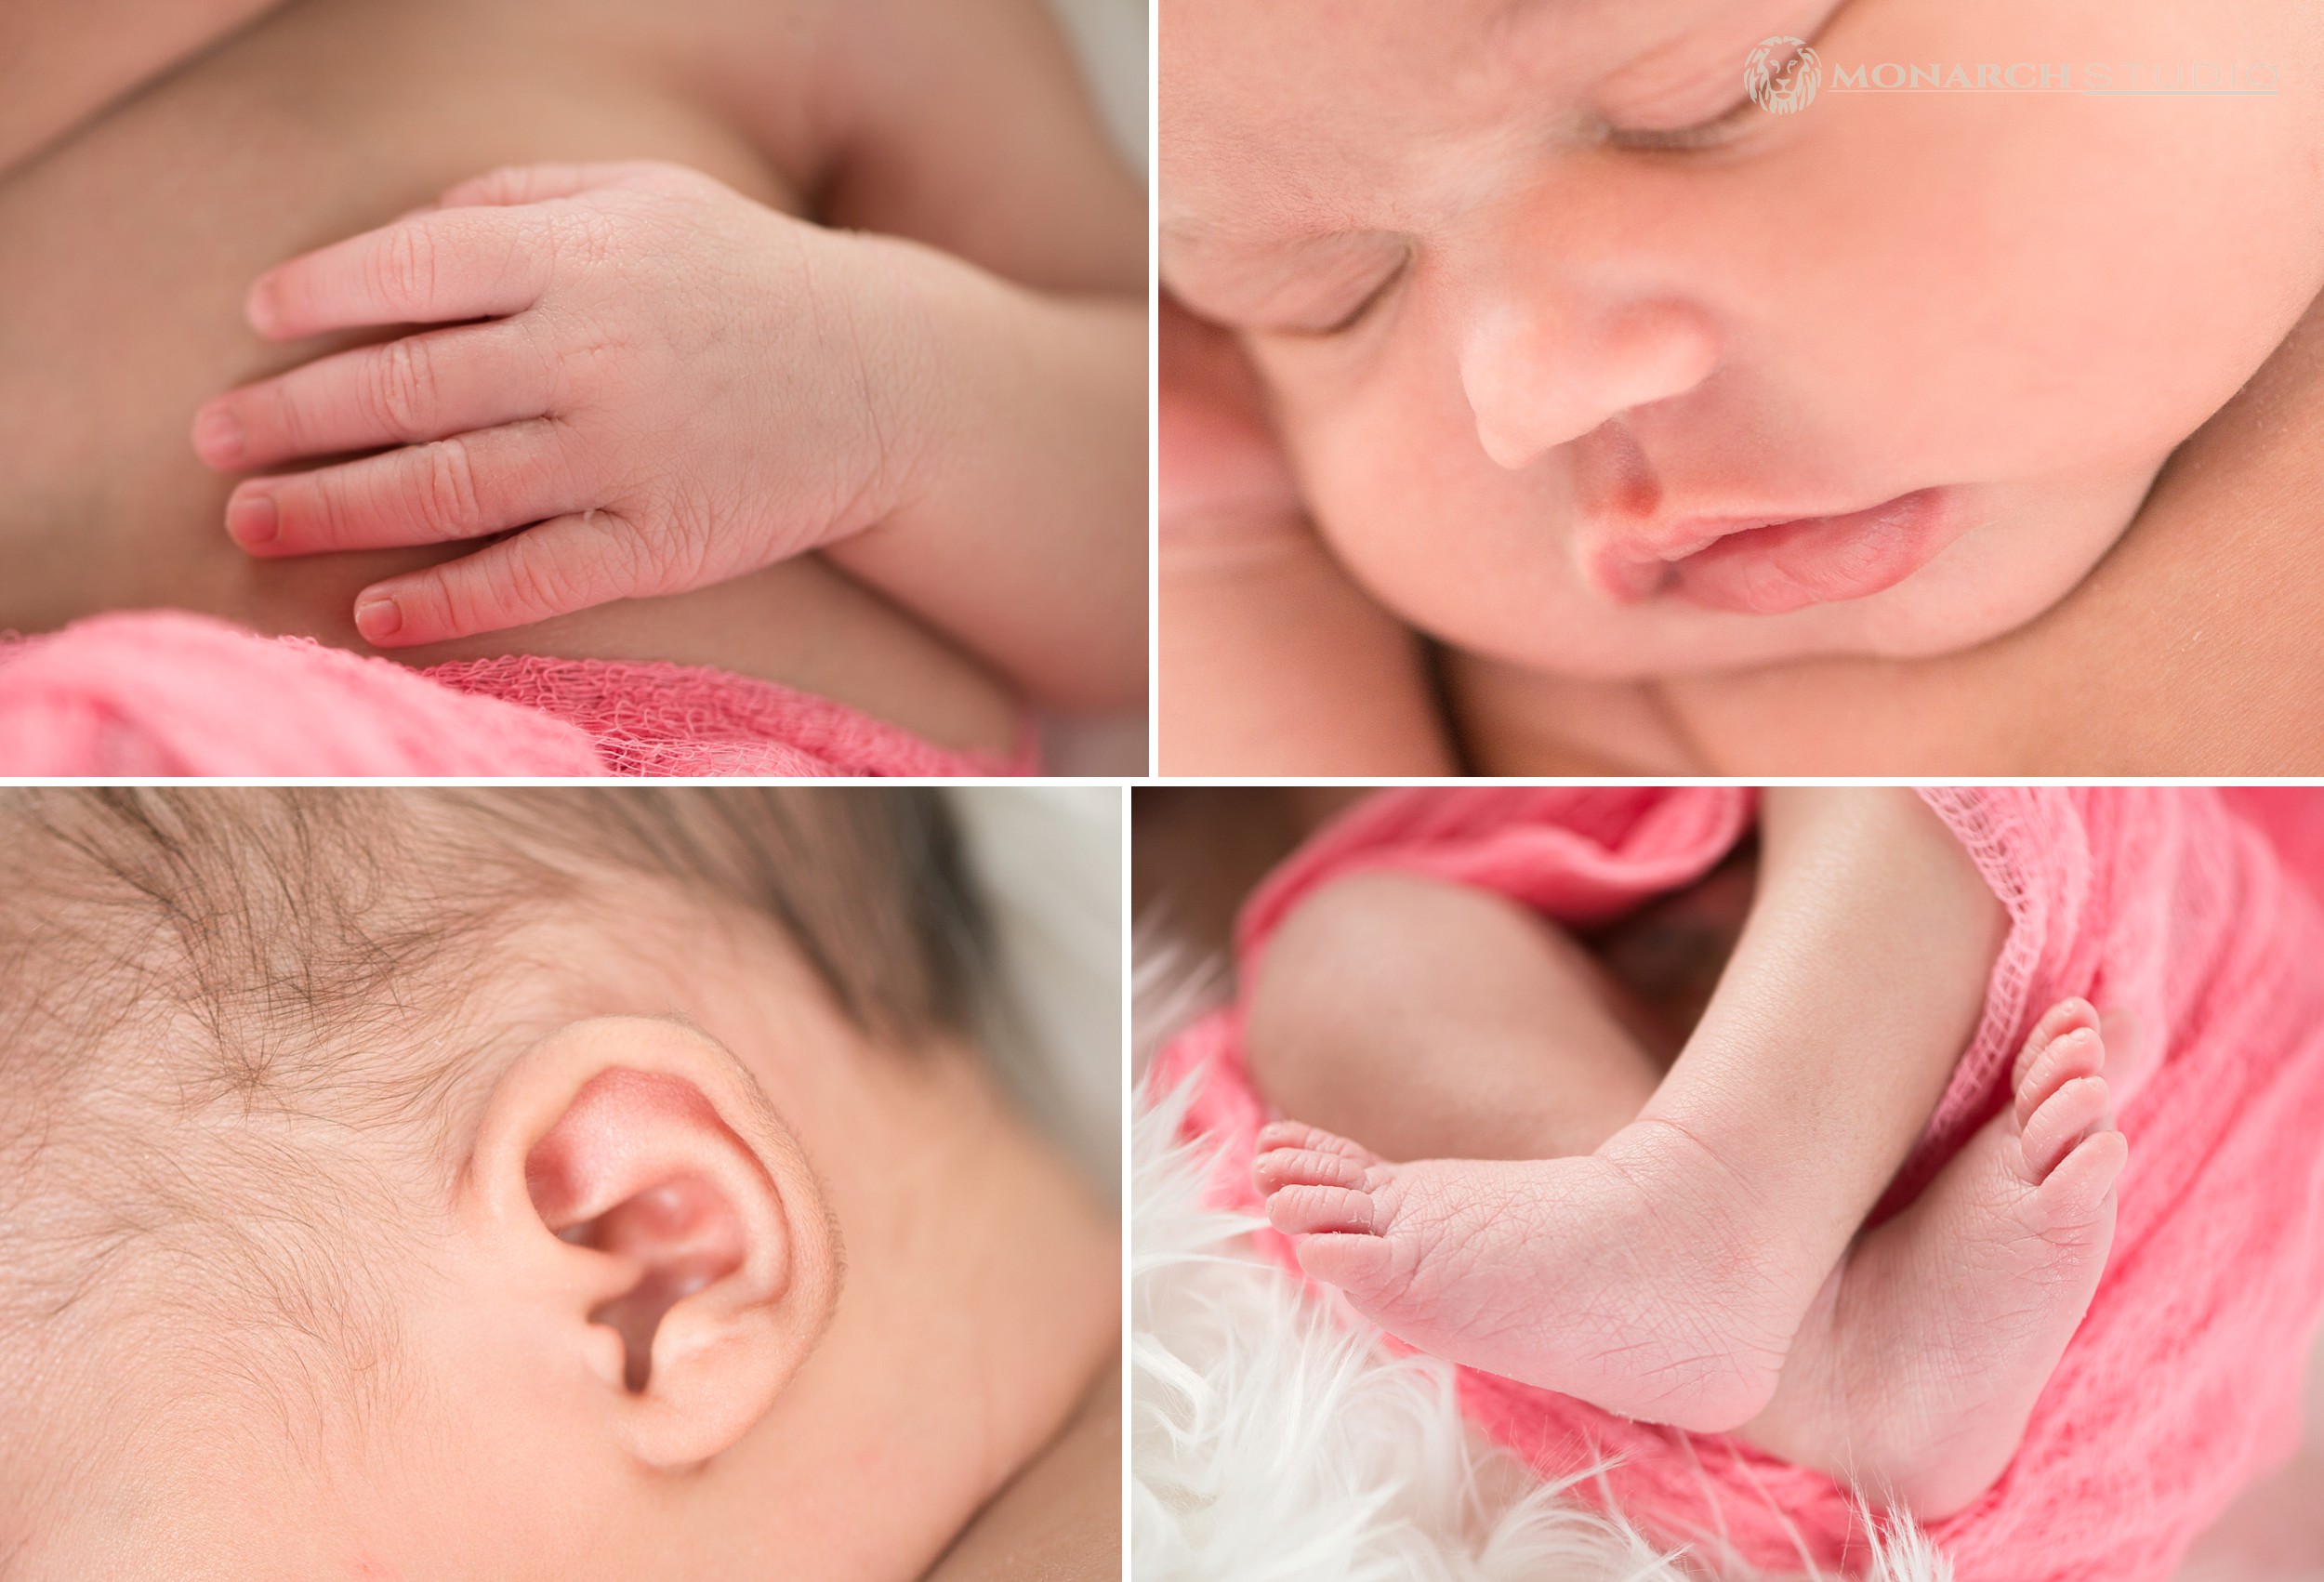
[1252,1118,1802,1431]
[1746,998,2126,1517]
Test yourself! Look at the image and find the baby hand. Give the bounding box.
[1159,293,1303,536]
[193,162,936,646]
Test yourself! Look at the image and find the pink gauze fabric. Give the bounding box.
[1147,785,2324,1582]
[425,653,1034,777]
[0,611,1030,777]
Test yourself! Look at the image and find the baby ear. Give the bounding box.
[462,1016,838,1470]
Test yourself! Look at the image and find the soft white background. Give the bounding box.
[950,785,1122,1197]
[1039,0,1150,777]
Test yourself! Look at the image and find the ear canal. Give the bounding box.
[560,1176,747,1391]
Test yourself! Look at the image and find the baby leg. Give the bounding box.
[1255,789,2006,1432]
[1249,868,1801,1430]
[1244,869,1672,1165]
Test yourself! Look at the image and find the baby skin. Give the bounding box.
[1244,789,2126,1519]
[188,155,1145,711]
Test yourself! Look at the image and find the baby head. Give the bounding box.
[1162,0,2324,676]
[0,789,1116,1580]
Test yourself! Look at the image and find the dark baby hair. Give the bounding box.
[0,786,987,1460]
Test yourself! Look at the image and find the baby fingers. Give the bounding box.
[352,508,654,647]
[224,420,583,557]
[245,204,561,339]
[194,323,552,471]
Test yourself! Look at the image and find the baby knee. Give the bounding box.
[1244,869,1433,1098]
[1245,869,1575,1092]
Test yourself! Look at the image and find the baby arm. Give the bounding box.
[191,159,1143,711]
[728,0,1154,709]
[798,0,1146,297]
[1160,297,1457,773]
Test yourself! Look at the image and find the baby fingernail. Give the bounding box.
[226,492,278,546]
[354,597,403,641]
[193,406,244,466]
[245,277,281,335]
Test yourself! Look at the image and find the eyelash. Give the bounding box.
[1598,90,1766,154]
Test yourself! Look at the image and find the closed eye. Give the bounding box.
[1596,13,1841,155]
[1598,89,1766,153]
[1247,240,1415,340]
[1287,249,1412,336]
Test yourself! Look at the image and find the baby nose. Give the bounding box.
[1459,297,1721,469]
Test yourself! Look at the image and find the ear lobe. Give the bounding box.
[467,1018,839,1470]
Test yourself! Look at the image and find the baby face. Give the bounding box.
[1162,0,2324,677]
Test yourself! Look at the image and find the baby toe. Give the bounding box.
[1264,1182,1380,1237]
[1253,1146,1369,1193]
[2014,1023,2106,1127]
[2021,1074,2112,1182]
[2036,1127,2129,1235]
[2011,997,2101,1096]
[1256,1120,1379,1167]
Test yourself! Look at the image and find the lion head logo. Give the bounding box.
[1745,37,1823,114]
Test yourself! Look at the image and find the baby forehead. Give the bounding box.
[1163,0,1765,123]
[1163,0,1763,231]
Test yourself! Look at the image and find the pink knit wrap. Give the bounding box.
[0,611,1031,777]
[1150,785,2324,1580]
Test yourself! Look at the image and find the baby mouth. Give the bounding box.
[1593,488,1960,615]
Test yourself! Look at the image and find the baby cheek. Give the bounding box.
[1292,389,1574,637]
